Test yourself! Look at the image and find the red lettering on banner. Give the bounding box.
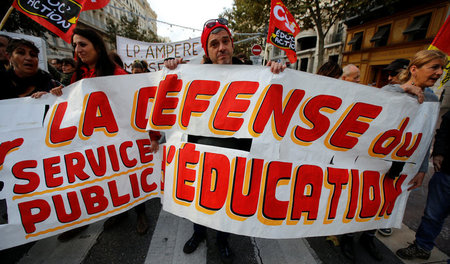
[65,152,90,183]
[359,170,381,220]
[326,103,382,151]
[0,138,24,167]
[174,143,200,204]
[85,147,107,176]
[378,174,407,218]
[107,145,121,172]
[12,160,40,194]
[129,173,141,198]
[369,118,422,161]
[131,86,157,132]
[151,74,183,128]
[46,102,77,147]
[250,85,305,140]
[227,157,263,219]
[197,153,230,213]
[80,91,119,140]
[210,81,259,135]
[141,167,157,193]
[136,139,154,164]
[288,165,323,224]
[344,169,360,222]
[260,161,292,224]
[81,185,108,215]
[179,80,220,129]
[52,192,82,223]
[18,199,51,233]
[119,141,137,168]
[293,95,342,146]
[43,156,63,188]
[324,168,349,223]
[108,180,131,207]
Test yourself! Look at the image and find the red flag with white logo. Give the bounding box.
[267,0,301,63]
[82,0,110,11]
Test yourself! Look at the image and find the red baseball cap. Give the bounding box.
[201,18,233,57]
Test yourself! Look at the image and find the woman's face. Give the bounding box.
[73,34,98,68]
[411,58,445,88]
[9,45,39,78]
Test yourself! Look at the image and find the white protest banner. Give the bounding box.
[116,35,202,72]
[0,66,439,250]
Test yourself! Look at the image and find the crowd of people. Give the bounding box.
[0,16,449,264]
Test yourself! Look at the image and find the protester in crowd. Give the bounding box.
[377,58,410,237]
[131,60,145,74]
[316,60,343,78]
[338,63,384,261]
[50,58,62,72]
[157,17,285,264]
[381,49,446,260]
[396,109,449,260]
[140,60,150,72]
[60,58,76,86]
[50,28,127,97]
[0,34,12,71]
[340,64,360,83]
[49,28,127,241]
[0,39,59,100]
[384,58,410,85]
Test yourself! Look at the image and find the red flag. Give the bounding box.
[12,0,86,43]
[428,16,450,89]
[429,16,450,55]
[267,0,301,63]
[82,0,110,11]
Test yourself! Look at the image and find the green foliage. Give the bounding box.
[106,15,160,48]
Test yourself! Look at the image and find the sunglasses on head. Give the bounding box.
[388,71,400,77]
[204,18,228,29]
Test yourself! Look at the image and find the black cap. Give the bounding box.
[384,59,410,71]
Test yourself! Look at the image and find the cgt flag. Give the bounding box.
[267,0,301,64]
[82,0,111,11]
[12,0,86,43]
[428,15,450,89]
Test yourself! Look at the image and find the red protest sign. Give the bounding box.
[12,0,86,43]
[267,0,301,63]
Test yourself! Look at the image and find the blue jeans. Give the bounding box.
[415,171,450,251]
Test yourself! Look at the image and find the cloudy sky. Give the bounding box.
[147,0,234,42]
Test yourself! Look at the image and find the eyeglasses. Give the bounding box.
[204,18,228,29]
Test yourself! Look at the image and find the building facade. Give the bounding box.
[342,0,449,88]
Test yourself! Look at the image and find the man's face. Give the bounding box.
[343,66,360,83]
[51,59,62,70]
[388,71,401,84]
[207,30,233,65]
[0,36,9,63]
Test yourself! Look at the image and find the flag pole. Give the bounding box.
[0,6,14,31]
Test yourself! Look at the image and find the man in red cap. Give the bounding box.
[162,18,285,264]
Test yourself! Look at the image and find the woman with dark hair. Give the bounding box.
[51,28,127,96]
[316,61,343,79]
[0,39,59,100]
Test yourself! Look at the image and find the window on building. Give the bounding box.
[348,32,363,51]
[329,55,339,63]
[300,58,308,72]
[370,24,391,47]
[403,13,431,41]
[296,36,317,51]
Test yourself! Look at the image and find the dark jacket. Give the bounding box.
[0,68,57,100]
[432,111,450,174]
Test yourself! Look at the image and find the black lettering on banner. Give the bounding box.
[270,27,296,51]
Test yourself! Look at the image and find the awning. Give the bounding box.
[348,33,362,45]
[403,15,429,34]
[370,26,390,42]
